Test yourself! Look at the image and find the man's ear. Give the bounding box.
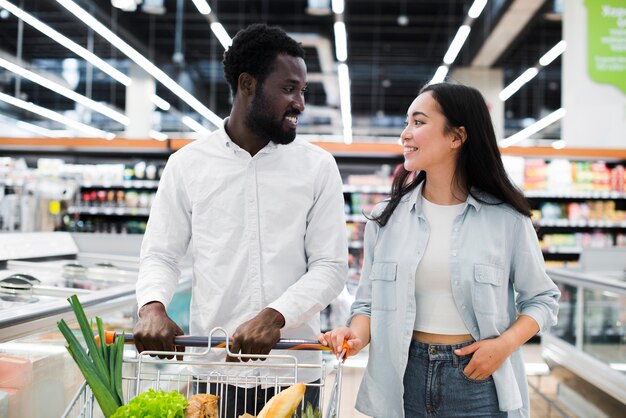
[238,72,257,97]
[451,126,467,148]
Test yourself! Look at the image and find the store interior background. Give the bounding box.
[0,1,625,417]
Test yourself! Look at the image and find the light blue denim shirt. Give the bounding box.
[350,182,560,418]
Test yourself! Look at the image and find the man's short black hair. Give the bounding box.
[223,23,305,96]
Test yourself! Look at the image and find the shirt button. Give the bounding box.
[462,305,467,310]
[452,252,457,257]
[454,281,459,285]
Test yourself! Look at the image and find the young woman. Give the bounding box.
[319,83,560,418]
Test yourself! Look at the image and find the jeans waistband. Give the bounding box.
[409,339,475,366]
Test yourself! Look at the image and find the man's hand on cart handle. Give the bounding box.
[132,301,185,361]
[227,308,284,362]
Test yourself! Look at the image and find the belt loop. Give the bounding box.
[452,345,459,368]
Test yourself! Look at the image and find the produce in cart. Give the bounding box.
[57,294,125,418]
[185,393,220,418]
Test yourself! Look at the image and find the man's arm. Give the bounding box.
[266,155,348,329]
[134,155,192,356]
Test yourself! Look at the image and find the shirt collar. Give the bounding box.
[408,181,484,214]
[220,117,280,155]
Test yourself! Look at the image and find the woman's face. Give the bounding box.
[401,91,459,173]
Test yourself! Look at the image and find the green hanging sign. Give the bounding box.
[584,0,626,94]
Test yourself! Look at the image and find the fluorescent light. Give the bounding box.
[0,0,131,86]
[0,91,116,139]
[151,94,171,111]
[539,40,567,66]
[16,121,64,137]
[0,57,129,125]
[551,139,566,150]
[468,0,488,19]
[210,22,232,50]
[443,25,471,65]
[0,113,67,137]
[332,0,345,14]
[499,108,566,148]
[334,22,348,62]
[191,0,211,15]
[149,130,168,141]
[499,67,539,101]
[182,116,211,136]
[57,0,223,128]
[430,66,449,84]
[338,63,352,144]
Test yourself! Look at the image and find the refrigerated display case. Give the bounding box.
[0,231,192,417]
[542,248,626,414]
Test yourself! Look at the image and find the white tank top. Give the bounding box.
[414,196,469,334]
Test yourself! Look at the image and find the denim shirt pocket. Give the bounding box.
[473,264,504,315]
[370,262,398,311]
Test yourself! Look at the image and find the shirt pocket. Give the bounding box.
[473,264,504,315]
[370,262,397,311]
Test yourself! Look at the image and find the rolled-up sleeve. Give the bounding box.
[267,156,348,329]
[136,153,192,310]
[511,216,560,332]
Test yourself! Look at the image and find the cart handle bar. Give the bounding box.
[98,330,349,358]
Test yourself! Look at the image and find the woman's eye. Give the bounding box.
[414,120,424,125]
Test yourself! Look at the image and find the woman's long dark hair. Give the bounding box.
[372,82,531,227]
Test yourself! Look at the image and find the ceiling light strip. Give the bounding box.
[149,130,168,141]
[333,3,352,144]
[0,0,131,86]
[499,40,566,101]
[498,108,566,148]
[443,25,471,65]
[338,63,352,144]
[430,0,488,83]
[498,67,539,101]
[191,0,233,50]
[0,91,116,139]
[0,57,129,125]
[182,116,211,136]
[57,0,222,128]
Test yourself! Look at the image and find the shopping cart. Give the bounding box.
[62,327,347,418]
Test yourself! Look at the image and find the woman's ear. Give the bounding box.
[237,72,257,97]
[451,126,467,148]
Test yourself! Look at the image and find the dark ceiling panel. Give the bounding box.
[0,0,562,136]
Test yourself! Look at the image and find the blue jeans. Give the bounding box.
[403,340,506,417]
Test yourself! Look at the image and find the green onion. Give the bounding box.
[58,295,124,417]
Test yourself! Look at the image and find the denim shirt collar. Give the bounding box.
[408,181,485,216]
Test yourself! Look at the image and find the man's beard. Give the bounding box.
[245,87,298,145]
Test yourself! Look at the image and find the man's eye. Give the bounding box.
[284,87,294,93]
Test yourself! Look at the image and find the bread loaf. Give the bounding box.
[256,383,306,418]
[185,393,220,418]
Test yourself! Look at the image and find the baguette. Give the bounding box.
[185,393,220,418]
[256,383,306,418]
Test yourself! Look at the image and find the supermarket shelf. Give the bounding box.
[525,190,626,199]
[67,206,151,216]
[542,247,583,255]
[343,184,391,194]
[535,219,626,228]
[346,214,368,223]
[5,138,626,159]
[80,180,160,189]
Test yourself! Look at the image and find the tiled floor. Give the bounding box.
[322,343,621,418]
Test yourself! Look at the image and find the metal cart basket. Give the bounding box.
[62,327,346,418]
